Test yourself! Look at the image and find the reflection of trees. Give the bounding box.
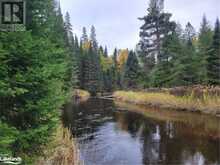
[62,98,116,140]
[115,110,220,165]
[62,99,220,165]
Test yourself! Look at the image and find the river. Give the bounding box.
[62,98,220,165]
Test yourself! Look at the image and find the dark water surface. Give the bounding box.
[62,98,220,165]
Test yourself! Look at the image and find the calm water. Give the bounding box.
[62,98,220,165]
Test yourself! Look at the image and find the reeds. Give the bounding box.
[36,126,81,165]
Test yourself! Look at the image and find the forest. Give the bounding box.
[0,0,219,164]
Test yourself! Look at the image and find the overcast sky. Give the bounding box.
[60,0,220,54]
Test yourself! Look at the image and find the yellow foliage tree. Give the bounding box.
[117,49,129,70]
[82,41,91,51]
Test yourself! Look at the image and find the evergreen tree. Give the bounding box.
[0,0,78,160]
[150,33,175,87]
[84,45,102,95]
[64,12,73,46]
[112,48,119,89]
[26,0,57,36]
[104,46,108,57]
[113,48,118,66]
[90,25,98,51]
[207,18,220,85]
[197,16,213,84]
[168,24,198,86]
[139,0,176,64]
[123,51,140,89]
[52,2,66,45]
[81,27,89,44]
[80,27,102,95]
[99,46,104,56]
[184,22,196,44]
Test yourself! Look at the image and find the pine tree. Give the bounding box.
[64,12,73,46]
[99,46,104,56]
[84,45,102,95]
[150,33,175,87]
[168,23,198,86]
[26,0,57,36]
[111,48,119,89]
[90,25,98,51]
[123,51,140,89]
[139,0,176,64]
[52,3,66,45]
[80,27,102,95]
[197,16,213,84]
[81,27,89,44]
[184,22,196,44]
[113,48,118,66]
[104,46,108,57]
[207,18,220,85]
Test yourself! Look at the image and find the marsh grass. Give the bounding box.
[113,91,220,116]
[36,125,81,165]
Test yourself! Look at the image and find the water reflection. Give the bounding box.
[62,98,220,165]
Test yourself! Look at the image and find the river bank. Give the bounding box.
[113,88,220,117]
[36,125,80,165]
[35,90,91,165]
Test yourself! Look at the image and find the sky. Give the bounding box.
[60,0,220,54]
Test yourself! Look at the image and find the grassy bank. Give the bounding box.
[36,125,80,165]
[113,91,220,116]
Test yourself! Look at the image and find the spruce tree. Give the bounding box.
[90,26,98,51]
[207,18,220,85]
[64,12,73,46]
[169,23,198,86]
[113,48,119,89]
[123,51,140,89]
[197,16,213,84]
[84,45,102,95]
[104,46,108,57]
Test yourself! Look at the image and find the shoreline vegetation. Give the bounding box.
[35,90,91,165]
[36,125,80,165]
[113,86,220,117]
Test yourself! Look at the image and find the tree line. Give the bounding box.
[72,0,220,92]
[138,0,220,88]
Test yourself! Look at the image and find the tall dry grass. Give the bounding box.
[36,126,81,165]
[113,91,220,116]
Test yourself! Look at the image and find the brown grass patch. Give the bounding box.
[113,90,220,116]
[36,126,81,165]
